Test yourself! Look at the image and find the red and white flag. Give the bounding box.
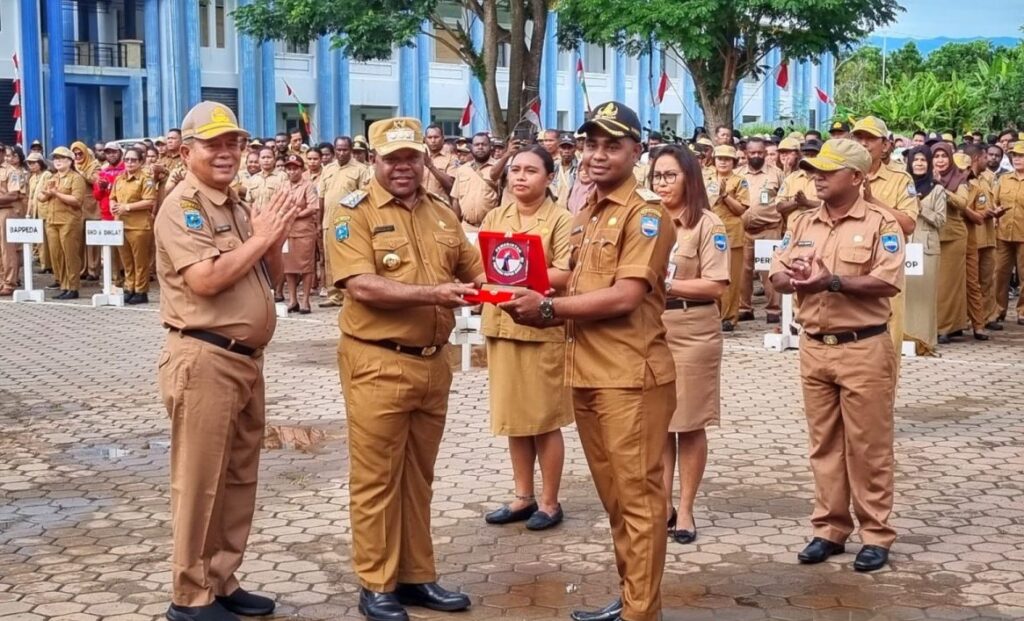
[776,62,789,90]
[655,72,670,105]
[11,53,21,144]
[524,98,542,129]
[459,98,474,128]
[814,87,833,104]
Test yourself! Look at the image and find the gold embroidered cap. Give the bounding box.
[181,101,249,141]
[578,101,642,141]
[369,117,426,157]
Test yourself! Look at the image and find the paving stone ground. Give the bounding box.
[2,280,1024,621]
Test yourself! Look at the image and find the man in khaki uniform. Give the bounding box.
[0,157,27,294]
[705,145,750,330]
[739,137,785,322]
[423,124,456,197]
[963,144,997,338]
[318,137,373,308]
[852,116,918,362]
[156,102,299,621]
[39,147,88,299]
[158,129,188,195]
[329,117,482,621]
[777,140,822,230]
[991,143,1024,325]
[451,133,498,230]
[501,101,676,621]
[352,135,370,164]
[770,139,904,573]
[244,148,286,213]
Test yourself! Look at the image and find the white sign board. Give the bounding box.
[754,239,783,272]
[85,220,124,246]
[904,243,924,276]
[6,218,44,244]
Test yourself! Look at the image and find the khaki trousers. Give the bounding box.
[37,224,51,271]
[323,228,344,304]
[966,245,996,330]
[158,332,266,607]
[572,379,675,621]
[740,227,782,316]
[339,336,450,592]
[936,237,968,335]
[888,289,905,374]
[718,247,743,323]
[46,218,84,291]
[992,240,1024,321]
[119,228,154,293]
[799,332,897,549]
[0,208,21,289]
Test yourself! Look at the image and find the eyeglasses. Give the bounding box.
[651,172,680,185]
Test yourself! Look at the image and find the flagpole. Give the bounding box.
[664,76,700,136]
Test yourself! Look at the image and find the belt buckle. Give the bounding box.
[823,334,839,346]
[421,346,438,356]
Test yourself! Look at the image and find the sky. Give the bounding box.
[876,0,1023,39]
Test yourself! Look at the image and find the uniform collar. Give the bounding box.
[368,177,426,210]
[186,171,232,206]
[812,196,869,224]
[868,162,892,181]
[587,175,636,212]
[504,197,557,231]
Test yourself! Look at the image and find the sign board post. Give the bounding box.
[275,239,291,318]
[6,218,45,303]
[85,220,125,307]
[901,242,925,357]
[755,239,800,352]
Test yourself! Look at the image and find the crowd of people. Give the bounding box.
[3,99,1022,621]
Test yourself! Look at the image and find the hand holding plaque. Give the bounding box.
[465,231,552,304]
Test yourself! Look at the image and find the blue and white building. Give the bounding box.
[0,1,836,149]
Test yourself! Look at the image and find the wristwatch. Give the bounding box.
[828,275,842,292]
[539,297,556,321]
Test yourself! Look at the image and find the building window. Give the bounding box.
[584,44,608,73]
[201,87,239,116]
[497,43,510,69]
[280,40,311,54]
[200,0,226,49]
[433,24,463,64]
[742,115,760,124]
[200,0,210,47]
[215,0,226,48]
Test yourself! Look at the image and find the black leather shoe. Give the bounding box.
[797,537,845,564]
[485,502,537,524]
[358,589,408,621]
[526,505,563,530]
[986,321,1004,331]
[124,293,139,304]
[63,290,79,299]
[937,334,951,344]
[737,311,755,322]
[215,588,275,616]
[673,517,697,545]
[667,507,677,533]
[721,320,735,332]
[45,283,61,290]
[570,597,623,621]
[973,331,990,341]
[54,290,69,299]
[394,582,470,612]
[854,545,889,572]
[127,292,149,304]
[166,602,238,621]
[766,314,781,324]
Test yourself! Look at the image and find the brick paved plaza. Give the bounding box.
[2,289,1024,621]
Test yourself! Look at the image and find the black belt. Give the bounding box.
[352,337,445,358]
[167,326,260,357]
[806,325,887,346]
[665,299,715,310]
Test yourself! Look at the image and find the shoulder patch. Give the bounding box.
[340,190,367,208]
[739,179,749,189]
[881,233,901,253]
[713,233,727,251]
[780,231,792,250]
[636,187,662,203]
[640,212,660,238]
[907,182,917,197]
[182,200,204,230]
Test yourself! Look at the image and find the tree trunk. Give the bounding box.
[524,0,546,129]
[506,0,527,136]
[481,0,506,137]
[688,56,739,131]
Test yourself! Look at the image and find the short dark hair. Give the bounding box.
[745,137,767,150]
[473,132,491,142]
[334,136,353,147]
[913,130,927,139]
[316,142,333,152]
[962,143,984,158]
[289,129,302,137]
[168,128,182,136]
[425,124,444,135]
[123,146,145,161]
[806,130,823,140]
[988,144,1004,157]
[999,129,1015,140]
[510,144,555,175]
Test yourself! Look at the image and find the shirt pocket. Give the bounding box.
[836,245,872,276]
[214,234,243,254]
[586,227,622,274]
[670,243,699,280]
[432,232,461,271]
[372,235,416,279]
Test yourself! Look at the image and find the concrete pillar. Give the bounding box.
[316,36,335,142]
[261,41,276,136]
[144,0,162,135]
[613,51,626,105]
[571,48,584,129]
[334,49,351,137]
[417,23,432,125]
[540,12,558,129]
[183,0,202,107]
[45,0,70,147]
[398,46,417,118]
[19,0,45,148]
[469,18,486,134]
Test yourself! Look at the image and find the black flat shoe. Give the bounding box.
[394,582,470,612]
[299,307,312,315]
[721,320,735,332]
[986,321,1004,331]
[854,545,889,572]
[937,334,951,344]
[673,518,697,545]
[737,310,755,322]
[570,597,623,621]
[766,314,781,324]
[287,303,299,313]
[797,537,845,564]
[526,505,563,530]
[358,589,408,621]
[485,502,537,524]
[950,329,964,337]
[166,602,238,621]
[973,331,990,341]
[215,588,275,616]
[667,507,677,533]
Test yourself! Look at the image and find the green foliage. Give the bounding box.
[556,0,900,128]
[836,38,1024,134]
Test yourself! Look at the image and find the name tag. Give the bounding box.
[760,189,770,205]
[372,225,396,235]
[215,224,232,233]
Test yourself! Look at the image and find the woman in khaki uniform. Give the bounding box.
[39,147,88,299]
[651,145,729,545]
[110,147,158,304]
[281,154,319,313]
[26,153,51,273]
[904,147,946,353]
[0,146,28,294]
[705,145,749,331]
[71,141,101,281]
[481,145,573,531]
[933,142,970,342]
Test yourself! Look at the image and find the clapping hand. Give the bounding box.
[786,253,832,293]
[251,185,299,248]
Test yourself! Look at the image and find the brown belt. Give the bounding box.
[665,299,714,311]
[806,325,887,346]
[350,336,445,357]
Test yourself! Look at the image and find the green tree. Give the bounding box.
[555,0,901,130]
[233,0,549,137]
[886,42,924,83]
[835,46,882,110]
[924,40,996,81]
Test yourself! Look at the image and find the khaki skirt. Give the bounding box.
[487,337,572,437]
[664,303,722,432]
[283,235,316,275]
